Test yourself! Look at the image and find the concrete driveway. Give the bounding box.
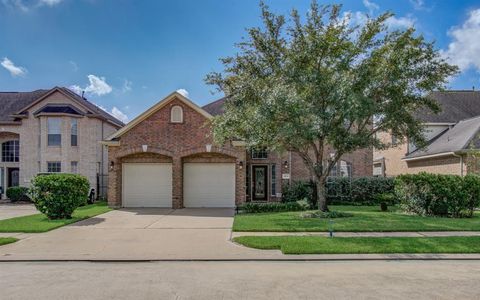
[0,203,38,221]
[0,208,279,260]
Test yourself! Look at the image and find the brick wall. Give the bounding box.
[108,96,246,208]
[406,156,463,175]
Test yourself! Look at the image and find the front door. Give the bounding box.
[8,168,19,187]
[252,165,268,201]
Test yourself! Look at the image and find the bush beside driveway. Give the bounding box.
[0,202,111,233]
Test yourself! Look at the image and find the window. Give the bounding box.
[251,148,268,159]
[71,118,78,146]
[392,134,398,146]
[170,105,183,123]
[2,140,19,162]
[48,118,61,146]
[339,160,352,178]
[47,161,61,173]
[71,161,78,173]
[271,164,276,196]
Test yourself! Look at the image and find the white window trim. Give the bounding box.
[170,105,183,123]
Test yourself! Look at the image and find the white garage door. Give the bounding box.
[183,163,235,207]
[122,163,172,207]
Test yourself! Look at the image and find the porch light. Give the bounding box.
[206,144,212,152]
[283,160,288,169]
[109,161,115,171]
[238,161,244,170]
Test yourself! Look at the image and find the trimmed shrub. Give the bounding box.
[327,177,396,205]
[282,181,314,204]
[30,174,90,219]
[281,177,396,206]
[239,200,309,213]
[395,173,480,218]
[6,186,30,202]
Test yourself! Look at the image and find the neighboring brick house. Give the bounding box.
[0,87,124,198]
[104,91,372,208]
[374,90,480,176]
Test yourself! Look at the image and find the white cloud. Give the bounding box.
[122,79,132,93]
[363,0,379,13]
[176,88,189,98]
[385,15,415,29]
[2,0,62,11]
[343,11,414,30]
[71,74,112,96]
[69,61,78,72]
[1,57,27,77]
[39,0,62,6]
[409,0,430,11]
[111,107,128,123]
[442,9,480,72]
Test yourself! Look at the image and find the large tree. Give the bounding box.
[206,2,458,211]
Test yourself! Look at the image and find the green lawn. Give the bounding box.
[0,202,112,233]
[233,236,480,254]
[233,205,480,232]
[0,237,17,246]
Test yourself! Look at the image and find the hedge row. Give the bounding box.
[395,173,480,218]
[282,177,395,206]
[238,200,310,213]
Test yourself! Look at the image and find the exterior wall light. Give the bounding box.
[238,161,244,169]
[284,160,289,169]
[206,144,212,152]
[142,144,148,152]
[109,161,115,171]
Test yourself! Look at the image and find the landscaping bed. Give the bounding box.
[233,205,480,232]
[233,236,480,254]
[0,202,111,233]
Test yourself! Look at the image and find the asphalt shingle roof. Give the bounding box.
[202,97,225,116]
[0,87,124,127]
[415,90,480,123]
[406,115,480,158]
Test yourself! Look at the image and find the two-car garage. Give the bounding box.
[122,162,235,208]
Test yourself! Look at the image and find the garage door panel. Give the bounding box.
[122,163,172,207]
[184,163,235,208]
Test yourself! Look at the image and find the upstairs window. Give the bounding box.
[251,148,268,159]
[47,161,61,173]
[48,117,62,146]
[2,140,19,162]
[71,118,78,146]
[171,105,183,123]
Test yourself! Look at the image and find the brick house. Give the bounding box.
[374,90,480,176]
[104,91,372,208]
[0,87,124,198]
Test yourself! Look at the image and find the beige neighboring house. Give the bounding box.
[374,90,480,177]
[0,87,123,198]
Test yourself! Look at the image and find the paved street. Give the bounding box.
[1,260,479,299]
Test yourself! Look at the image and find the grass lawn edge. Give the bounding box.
[0,202,112,233]
[233,236,480,254]
[0,237,18,246]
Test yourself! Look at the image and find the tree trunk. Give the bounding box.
[315,177,328,212]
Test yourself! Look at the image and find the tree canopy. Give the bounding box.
[206,2,459,211]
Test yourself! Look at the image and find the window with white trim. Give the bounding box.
[48,117,62,146]
[71,118,78,146]
[171,105,183,123]
[47,161,61,173]
[2,140,19,162]
[271,164,276,196]
[251,148,268,159]
[71,161,78,173]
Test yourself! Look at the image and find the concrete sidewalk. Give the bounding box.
[231,231,480,238]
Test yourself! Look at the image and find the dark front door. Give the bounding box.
[8,168,19,187]
[252,165,268,201]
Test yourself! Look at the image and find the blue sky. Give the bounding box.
[1,0,480,122]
